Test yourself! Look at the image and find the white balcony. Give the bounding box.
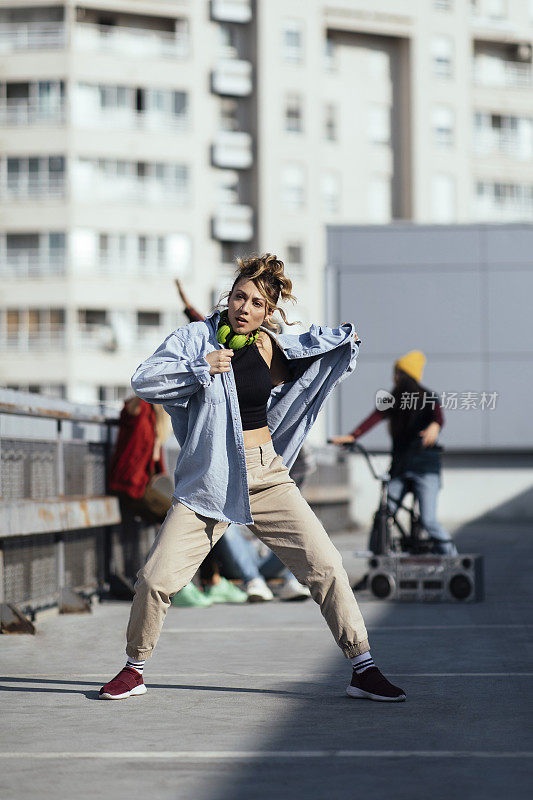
[72,106,188,133]
[212,131,253,169]
[0,100,65,127]
[212,204,253,242]
[474,199,533,222]
[73,23,188,60]
[473,59,532,88]
[71,175,187,206]
[474,130,532,160]
[0,23,65,52]
[211,59,253,96]
[75,324,169,353]
[211,0,252,24]
[4,177,65,202]
[1,252,66,279]
[1,326,66,352]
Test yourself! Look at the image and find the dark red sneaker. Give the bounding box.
[346,667,406,702]
[99,667,147,700]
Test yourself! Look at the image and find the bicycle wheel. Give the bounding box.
[368,509,390,554]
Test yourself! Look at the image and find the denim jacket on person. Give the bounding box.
[131,309,360,525]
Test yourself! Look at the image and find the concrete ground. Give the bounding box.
[1,521,532,800]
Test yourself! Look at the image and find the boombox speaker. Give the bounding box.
[366,554,484,603]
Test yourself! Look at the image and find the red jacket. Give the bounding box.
[108,400,166,499]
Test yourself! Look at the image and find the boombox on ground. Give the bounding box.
[366,554,484,603]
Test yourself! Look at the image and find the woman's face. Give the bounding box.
[227,279,272,335]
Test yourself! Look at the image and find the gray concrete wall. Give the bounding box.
[326,223,533,522]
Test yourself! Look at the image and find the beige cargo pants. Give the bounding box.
[126,441,370,660]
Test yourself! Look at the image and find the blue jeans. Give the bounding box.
[212,524,292,583]
[387,471,457,555]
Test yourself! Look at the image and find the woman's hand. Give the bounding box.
[205,349,234,375]
[330,434,356,446]
[419,422,440,448]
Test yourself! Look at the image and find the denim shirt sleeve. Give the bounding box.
[131,323,214,405]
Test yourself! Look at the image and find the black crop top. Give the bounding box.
[231,343,272,430]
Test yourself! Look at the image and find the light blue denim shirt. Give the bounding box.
[131,310,360,525]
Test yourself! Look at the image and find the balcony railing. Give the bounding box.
[474,199,533,222]
[1,326,66,352]
[0,100,65,127]
[73,23,188,59]
[75,324,169,352]
[473,60,533,88]
[72,176,187,205]
[474,130,532,159]
[211,59,253,96]
[82,258,183,277]
[3,177,65,201]
[0,253,66,279]
[72,107,188,133]
[0,23,65,52]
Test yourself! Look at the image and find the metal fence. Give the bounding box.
[0,389,119,616]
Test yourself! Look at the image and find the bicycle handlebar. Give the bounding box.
[327,439,384,481]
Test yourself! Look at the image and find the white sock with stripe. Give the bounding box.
[125,657,145,676]
[350,651,375,674]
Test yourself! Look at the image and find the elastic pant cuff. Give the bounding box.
[341,638,370,658]
[126,647,153,661]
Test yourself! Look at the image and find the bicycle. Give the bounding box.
[335,440,434,556]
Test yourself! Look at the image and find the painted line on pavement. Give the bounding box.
[161,624,532,634]
[0,751,532,760]
[2,672,533,680]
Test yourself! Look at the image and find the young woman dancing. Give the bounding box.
[99,254,406,703]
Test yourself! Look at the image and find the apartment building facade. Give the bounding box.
[1,0,532,406]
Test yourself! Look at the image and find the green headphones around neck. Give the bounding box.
[217,310,260,350]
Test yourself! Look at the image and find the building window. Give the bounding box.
[432,174,456,222]
[287,242,303,267]
[3,232,65,276]
[78,308,107,327]
[432,35,453,78]
[285,94,303,133]
[475,181,533,219]
[485,0,507,19]
[324,36,337,71]
[137,311,161,330]
[5,155,65,198]
[282,19,303,63]
[324,103,337,141]
[321,171,340,215]
[368,104,391,145]
[368,177,391,223]
[98,385,129,405]
[1,308,65,349]
[281,164,305,210]
[474,112,533,158]
[432,105,454,147]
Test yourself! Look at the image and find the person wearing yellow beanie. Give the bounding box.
[332,351,457,556]
[394,350,426,383]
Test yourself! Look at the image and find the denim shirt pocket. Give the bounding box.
[203,374,226,405]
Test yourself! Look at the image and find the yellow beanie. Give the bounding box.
[394,350,426,383]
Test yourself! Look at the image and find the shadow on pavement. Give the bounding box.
[203,521,533,800]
